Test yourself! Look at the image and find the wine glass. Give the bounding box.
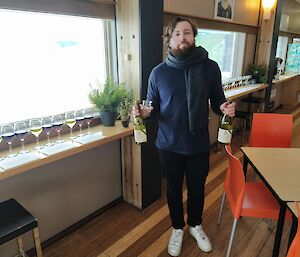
[65,112,76,139]
[84,109,94,134]
[75,110,85,136]
[29,118,43,150]
[1,124,16,157]
[52,114,65,143]
[14,121,29,154]
[42,117,53,146]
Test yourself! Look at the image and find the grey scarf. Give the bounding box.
[166,46,208,137]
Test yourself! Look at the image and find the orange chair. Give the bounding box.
[244,113,293,174]
[248,113,293,148]
[217,145,286,257]
[287,202,300,257]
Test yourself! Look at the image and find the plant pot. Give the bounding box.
[100,111,116,126]
[121,118,130,128]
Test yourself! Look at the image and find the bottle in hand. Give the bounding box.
[133,100,147,144]
[217,114,233,144]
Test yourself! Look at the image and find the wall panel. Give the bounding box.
[164,0,260,26]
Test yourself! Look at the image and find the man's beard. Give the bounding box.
[170,43,195,58]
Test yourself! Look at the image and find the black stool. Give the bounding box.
[241,96,264,113]
[0,198,43,257]
[235,110,252,146]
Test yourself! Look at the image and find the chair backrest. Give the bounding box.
[249,113,293,148]
[287,202,300,257]
[224,145,245,219]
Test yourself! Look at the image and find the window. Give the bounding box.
[293,38,300,43]
[0,9,116,125]
[276,36,289,68]
[195,29,246,79]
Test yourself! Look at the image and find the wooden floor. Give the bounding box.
[43,107,300,257]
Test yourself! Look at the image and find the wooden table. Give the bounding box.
[287,201,299,249]
[288,202,300,218]
[241,147,300,257]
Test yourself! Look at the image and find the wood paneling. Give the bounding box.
[243,33,257,74]
[164,0,260,27]
[116,0,163,210]
[116,0,142,209]
[164,13,259,34]
[256,4,277,66]
[281,75,300,110]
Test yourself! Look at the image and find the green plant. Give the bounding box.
[88,78,130,113]
[118,90,133,121]
[247,64,267,83]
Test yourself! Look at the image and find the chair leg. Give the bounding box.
[33,227,43,257]
[241,118,247,146]
[217,192,226,224]
[226,219,238,257]
[268,219,272,229]
[17,236,26,257]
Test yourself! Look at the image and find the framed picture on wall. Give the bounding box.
[214,0,234,21]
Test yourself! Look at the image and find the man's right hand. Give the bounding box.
[132,103,153,118]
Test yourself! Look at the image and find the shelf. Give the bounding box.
[0,121,133,181]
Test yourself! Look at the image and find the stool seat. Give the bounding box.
[241,96,263,104]
[242,96,264,113]
[0,199,37,245]
[235,110,252,146]
[235,110,251,118]
[0,198,42,257]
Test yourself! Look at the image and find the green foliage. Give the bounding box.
[247,64,267,83]
[118,90,133,120]
[88,77,131,113]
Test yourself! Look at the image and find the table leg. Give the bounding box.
[272,203,286,257]
[287,215,297,252]
[243,156,248,178]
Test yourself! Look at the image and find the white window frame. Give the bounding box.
[0,9,117,126]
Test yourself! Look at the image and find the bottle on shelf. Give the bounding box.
[217,113,234,144]
[133,100,151,144]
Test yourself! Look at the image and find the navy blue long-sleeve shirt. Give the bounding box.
[147,59,226,154]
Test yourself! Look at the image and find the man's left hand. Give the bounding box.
[220,101,236,117]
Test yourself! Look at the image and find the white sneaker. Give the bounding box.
[189,225,212,252]
[168,228,184,256]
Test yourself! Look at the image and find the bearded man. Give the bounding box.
[133,17,235,256]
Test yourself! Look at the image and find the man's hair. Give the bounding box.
[163,17,198,48]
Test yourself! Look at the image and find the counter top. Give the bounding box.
[272,73,299,85]
[224,83,267,100]
[0,121,133,181]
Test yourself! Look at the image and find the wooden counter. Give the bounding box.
[224,83,267,100]
[0,121,133,181]
[272,73,298,85]
[271,73,300,110]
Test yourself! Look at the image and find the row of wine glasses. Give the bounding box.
[222,75,252,91]
[0,109,97,159]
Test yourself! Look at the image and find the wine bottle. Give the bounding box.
[133,100,147,144]
[217,114,233,144]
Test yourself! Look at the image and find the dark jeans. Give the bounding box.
[158,149,209,229]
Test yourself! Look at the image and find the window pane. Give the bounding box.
[195,29,245,79]
[0,9,111,125]
[276,36,288,68]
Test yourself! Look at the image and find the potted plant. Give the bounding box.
[88,77,130,126]
[118,90,133,128]
[247,64,267,83]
